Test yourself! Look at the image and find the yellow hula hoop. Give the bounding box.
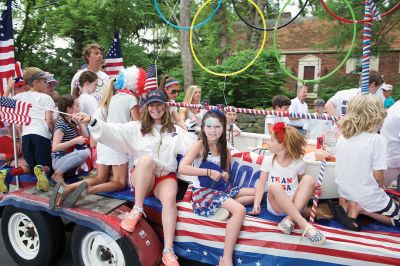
[190,0,267,77]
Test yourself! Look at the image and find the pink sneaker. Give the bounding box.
[120,207,146,232]
[162,248,179,266]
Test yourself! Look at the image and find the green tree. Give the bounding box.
[196,50,286,108]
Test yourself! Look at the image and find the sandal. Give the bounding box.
[302,226,326,245]
[63,182,88,208]
[162,248,179,266]
[49,181,66,209]
[34,165,49,192]
[335,205,360,231]
[120,207,146,232]
[278,216,295,235]
[0,169,8,193]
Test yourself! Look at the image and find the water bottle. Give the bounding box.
[323,128,337,155]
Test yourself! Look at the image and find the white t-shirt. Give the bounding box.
[374,87,385,103]
[260,155,305,197]
[327,88,360,116]
[287,97,308,128]
[264,115,288,135]
[303,113,334,139]
[78,93,98,116]
[13,91,55,139]
[381,101,400,168]
[71,69,110,102]
[335,132,389,213]
[107,93,138,123]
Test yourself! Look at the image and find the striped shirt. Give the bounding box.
[51,119,78,159]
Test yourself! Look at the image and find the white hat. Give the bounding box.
[381,83,393,91]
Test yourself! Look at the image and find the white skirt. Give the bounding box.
[96,142,128,165]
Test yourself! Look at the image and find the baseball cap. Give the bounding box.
[381,83,393,91]
[145,89,166,105]
[24,67,53,86]
[314,99,326,107]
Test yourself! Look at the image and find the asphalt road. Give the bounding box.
[0,218,208,266]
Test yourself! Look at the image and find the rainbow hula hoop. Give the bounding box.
[273,0,357,84]
[320,0,400,24]
[154,0,223,30]
[232,0,309,32]
[190,0,267,77]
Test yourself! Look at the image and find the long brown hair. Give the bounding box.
[200,111,229,172]
[272,125,306,162]
[141,103,175,135]
[57,95,79,132]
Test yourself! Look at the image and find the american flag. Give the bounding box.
[0,96,31,125]
[144,64,158,93]
[14,61,24,87]
[104,32,124,78]
[0,0,15,96]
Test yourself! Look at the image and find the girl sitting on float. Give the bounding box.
[179,110,255,266]
[250,122,326,245]
[159,75,186,129]
[74,89,193,266]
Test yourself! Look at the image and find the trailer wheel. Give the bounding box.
[1,206,65,265]
[71,225,141,266]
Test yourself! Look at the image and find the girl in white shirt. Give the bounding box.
[251,123,326,245]
[74,89,193,266]
[73,70,98,116]
[179,111,255,266]
[335,95,400,229]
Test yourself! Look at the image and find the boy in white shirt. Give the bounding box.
[265,95,291,135]
[334,95,399,231]
[287,85,308,134]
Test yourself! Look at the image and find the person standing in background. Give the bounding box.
[287,85,308,135]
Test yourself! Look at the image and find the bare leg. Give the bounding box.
[88,163,127,194]
[292,175,315,212]
[339,197,350,213]
[360,208,394,225]
[131,155,155,209]
[219,198,246,266]
[51,170,64,183]
[268,183,310,230]
[235,188,255,205]
[154,178,178,250]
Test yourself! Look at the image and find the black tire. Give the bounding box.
[1,206,65,265]
[71,225,141,266]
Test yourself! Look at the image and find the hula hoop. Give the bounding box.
[320,0,400,24]
[273,0,357,84]
[154,0,223,30]
[232,0,309,31]
[190,0,267,77]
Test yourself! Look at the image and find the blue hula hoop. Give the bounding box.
[154,0,223,30]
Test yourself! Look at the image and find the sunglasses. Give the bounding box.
[171,89,180,94]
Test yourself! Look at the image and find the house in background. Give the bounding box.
[235,15,400,93]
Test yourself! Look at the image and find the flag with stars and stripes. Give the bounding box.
[144,64,158,93]
[0,0,15,96]
[14,61,25,87]
[104,32,124,78]
[0,96,31,125]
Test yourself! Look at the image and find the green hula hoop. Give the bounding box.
[190,0,267,77]
[273,0,357,84]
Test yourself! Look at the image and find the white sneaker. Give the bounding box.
[209,208,229,221]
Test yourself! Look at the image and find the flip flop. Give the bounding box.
[63,182,88,208]
[49,181,64,210]
[334,204,360,231]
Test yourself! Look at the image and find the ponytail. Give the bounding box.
[99,78,116,117]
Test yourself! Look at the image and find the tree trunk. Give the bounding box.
[249,0,265,49]
[216,2,228,65]
[179,0,193,90]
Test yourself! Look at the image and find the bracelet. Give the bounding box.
[89,117,97,127]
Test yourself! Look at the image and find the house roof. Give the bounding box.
[234,16,400,53]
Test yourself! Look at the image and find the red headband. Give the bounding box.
[272,122,286,142]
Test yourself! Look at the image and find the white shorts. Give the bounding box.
[96,143,128,165]
[266,196,287,216]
